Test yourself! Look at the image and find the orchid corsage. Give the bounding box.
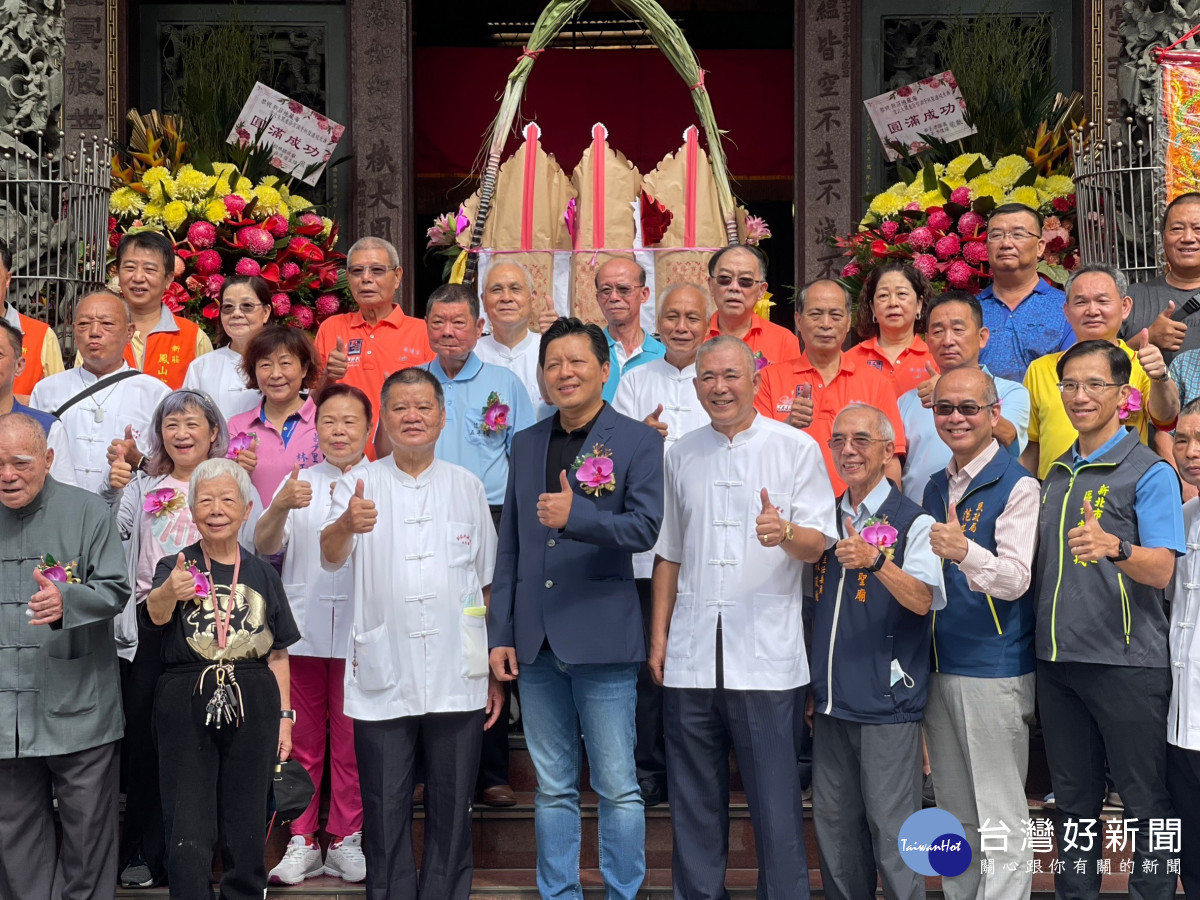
[144,487,186,518]
[186,561,213,602]
[860,516,899,560]
[227,431,256,458]
[1119,387,1142,422]
[752,350,770,372]
[37,554,81,584]
[572,443,616,496]
[479,392,511,435]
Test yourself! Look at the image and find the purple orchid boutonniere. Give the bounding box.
[861,516,899,560]
[480,391,511,435]
[37,554,80,584]
[226,431,256,459]
[186,562,212,601]
[1119,387,1142,422]
[144,487,186,518]
[572,443,616,496]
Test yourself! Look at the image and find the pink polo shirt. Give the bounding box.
[228,397,323,502]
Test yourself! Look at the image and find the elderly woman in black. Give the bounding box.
[145,457,299,900]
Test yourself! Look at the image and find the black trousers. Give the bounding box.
[1168,743,1200,898]
[156,664,280,900]
[355,709,485,900]
[635,578,666,787]
[120,624,166,880]
[1037,660,1177,900]
[477,505,511,792]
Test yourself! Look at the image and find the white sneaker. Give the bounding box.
[324,832,367,883]
[269,836,324,885]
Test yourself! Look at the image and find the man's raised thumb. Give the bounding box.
[115,445,125,463]
[354,478,365,499]
[124,425,133,440]
[33,568,49,587]
[288,463,301,481]
[1165,300,1177,318]
[1083,498,1097,521]
[760,487,773,512]
[651,403,664,419]
[1139,328,1150,347]
[947,501,958,525]
[175,552,187,570]
[335,336,345,352]
[559,469,571,492]
[926,361,938,377]
[844,516,859,538]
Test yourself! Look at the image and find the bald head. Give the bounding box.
[934,366,998,405]
[74,290,136,376]
[932,366,1001,464]
[0,412,51,509]
[658,283,710,367]
[0,412,47,454]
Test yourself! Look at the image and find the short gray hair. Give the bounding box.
[0,412,47,455]
[797,279,851,314]
[347,236,400,268]
[695,334,755,373]
[657,282,710,316]
[147,389,230,477]
[1065,262,1129,302]
[76,289,132,323]
[484,260,535,293]
[188,457,254,510]
[834,403,896,442]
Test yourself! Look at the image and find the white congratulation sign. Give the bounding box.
[864,71,976,161]
[227,82,345,185]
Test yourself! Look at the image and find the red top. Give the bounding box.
[314,305,434,404]
[707,312,801,371]
[842,335,937,398]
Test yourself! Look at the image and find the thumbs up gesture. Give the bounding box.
[344,478,378,533]
[28,568,64,626]
[836,516,881,569]
[537,295,559,334]
[163,552,200,605]
[1146,301,1187,353]
[106,424,141,469]
[537,469,574,530]
[326,336,349,380]
[785,386,814,429]
[755,488,788,548]
[233,436,258,475]
[929,500,969,562]
[917,361,941,409]
[1067,498,1119,563]
[274,464,313,511]
[1135,328,1169,381]
[644,403,668,438]
[109,444,134,489]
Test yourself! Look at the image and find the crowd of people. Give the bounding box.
[1,195,1199,900]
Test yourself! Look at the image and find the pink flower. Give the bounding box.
[1044,216,1062,231]
[271,293,292,316]
[331,124,345,142]
[292,305,314,329]
[264,214,289,237]
[935,234,961,260]
[861,521,898,548]
[455,207,470,236]
[235,258,261,276]
[281,262,301,281]
[194,249,222,276]
[187,564,211,598]
[907,226,935,250]
[946,260,976,288]
[287,100,303,114]
[316,293,341,317]
[188,221,216,249]
[949,186,971,206]
[144,487,183,516]
[237,226,274,256]
[299,212,323,228]
[223,194,246,217]
[840,262,861,278]
[926,209,953,232]
[962,241,989,265]
[173,255,186,278]
[911,253,939,279]
[226,432,255,458]
[945,75,958,90]
[957,211,985,238]
[1119,388,1142,421]
[754,351,770,372]
[744,215,772,245]
[576,455,614,490]
[235,127,250,144]
[40,562,68,582]
[905,202,922,211]
[483,399,510,433]
[879,220,901,241]
[896,85,914,98]
[426,213,456,249]
[203,275,225,299]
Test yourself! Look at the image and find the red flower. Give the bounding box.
[287,237,324,264]
[271,293,292,316]
[194,250,222,276]
[1046,236,1068,254]
[202,303,220,319]
[639,190,673,246]
[897,85,915,98]
[908,226,935,251]
[911,253,939,279]
[292,305,314,329]
[926,209,953,232]
[879,220,901,241]
[962,241,989,265]
[163,282,189,313]
[946,260,976,288]
[870,239,891,259]
[287,101,303,114]
[957,211,985,238]
[1052,196,1072,212]
[264,214,289,238]
[841,262,861,278]
[934,234,961,260]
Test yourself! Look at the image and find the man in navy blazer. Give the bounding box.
[489,317,664,900]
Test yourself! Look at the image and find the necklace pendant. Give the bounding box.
[93,406,105,424]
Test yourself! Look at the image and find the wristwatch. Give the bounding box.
[782,522,795,544]
[868,550,887,573]
[1109,539,1133,562]
[280,709,296,721]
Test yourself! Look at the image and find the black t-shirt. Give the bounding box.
[145,541,300,666]
[546,404,605,493]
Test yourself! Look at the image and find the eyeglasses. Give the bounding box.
[827,436,889,452]
[347,265,394,279]
[597,284,639,299]
[220,302,266,316]
[985,229,1041,243]
[1057,380,1122,396]
[714,275,765,289]
[932,401,995,417]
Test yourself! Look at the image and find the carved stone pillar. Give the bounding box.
[61,0,112,139]
[348,0,415,312]
[1083,0,1124,124]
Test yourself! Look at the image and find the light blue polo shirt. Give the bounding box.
[423,352,535,505]
[899,367,1031,504]
[601,327,665,402]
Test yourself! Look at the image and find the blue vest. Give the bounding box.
[12,400,57,436]
[923,449,1036,678]
[811,484,931,724]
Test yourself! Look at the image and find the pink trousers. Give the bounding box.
[289,656,363,838]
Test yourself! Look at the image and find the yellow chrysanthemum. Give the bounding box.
[320,217,334,238]
[142,202,165,223]
[211,162,238,180]
[968,174,1006,204]
[945,153,990,180]
[141,166,172,187]
[252,185,285,216]
[991,154,1031,187]
[174,166,214,201]
[162,200,189,231]
[941,174,966,190]
[1041,174,1074,199]
[287,193,313,212]
[146,178,174,204]
[234,177,253,195]
[869,191,907,217]
[110,186,146,216]
[258,175,280,189]
[920,189,946,209]
[1005,185,1041,210]
[904,180,925,201]
[204,198,228,223]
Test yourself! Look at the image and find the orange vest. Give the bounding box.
[13,313,50,397]
[124,316,201,389]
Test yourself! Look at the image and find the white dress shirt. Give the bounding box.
[182,346,260,421]
[613,357,709,578]
[475,331,551,421]
[29,364,170,493]
[325,457,497,720]
[655,415,838,690]
[45,421,78,487]
[275,459,369,659]
[1170,497,1200,751]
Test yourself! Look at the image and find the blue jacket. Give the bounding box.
[923,450,1036,678]
[12,401,57,435]
[488,403,664,664]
